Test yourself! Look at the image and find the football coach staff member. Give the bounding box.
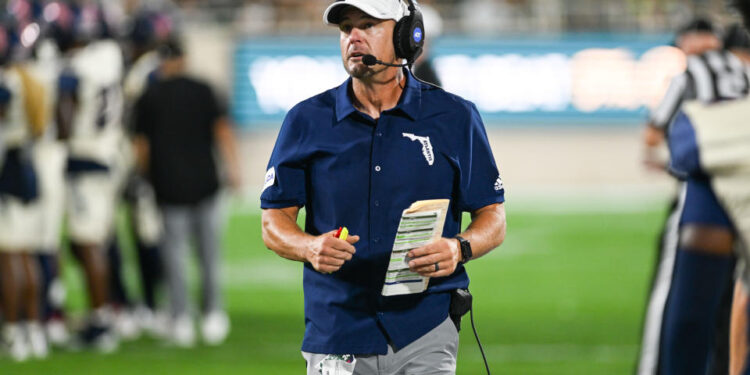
[261,0,507,373]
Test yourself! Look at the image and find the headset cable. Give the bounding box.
[470,307,491,375]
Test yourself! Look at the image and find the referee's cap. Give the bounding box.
[324,0,408,25]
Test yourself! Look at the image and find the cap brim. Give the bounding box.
[323,1,393,25]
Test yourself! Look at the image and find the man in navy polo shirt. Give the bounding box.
[261,0,507,373]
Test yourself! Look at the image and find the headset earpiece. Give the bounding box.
[393,0,424,64]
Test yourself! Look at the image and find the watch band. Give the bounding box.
[455,235,472,264]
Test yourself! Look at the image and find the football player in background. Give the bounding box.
[15,0,73,347]
[48,0,124,351]
[0,15,49,361]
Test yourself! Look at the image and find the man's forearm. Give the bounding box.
[644,123,665,147]
[133,135,150,175]
[459,203,506,261]
[215,118,242,187]
[261,208,311,263]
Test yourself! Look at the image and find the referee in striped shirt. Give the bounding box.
[637,18,750,375]
[646,20,749,143]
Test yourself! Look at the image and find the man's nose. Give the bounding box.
[348,27,366,43]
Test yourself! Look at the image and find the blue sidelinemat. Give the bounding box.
[232,33,674,128]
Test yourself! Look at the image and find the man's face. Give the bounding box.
[677,32,722,55]
[338,7,397,79]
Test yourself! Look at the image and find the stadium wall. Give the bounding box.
[232,33,681,129]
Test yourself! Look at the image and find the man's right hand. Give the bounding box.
[642,125,668,172]
[305,230,359,273]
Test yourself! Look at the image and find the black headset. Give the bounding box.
[393,0,425,64]
[334,0,425,64]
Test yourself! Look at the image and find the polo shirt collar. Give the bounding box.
[334,68,422,123]
[335,77,356,122]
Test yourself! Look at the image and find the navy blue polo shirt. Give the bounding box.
[260,70,505,355]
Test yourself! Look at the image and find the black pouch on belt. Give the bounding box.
[449,289,472,332]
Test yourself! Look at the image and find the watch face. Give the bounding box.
[457,236,471,263]
[462,246,470,260]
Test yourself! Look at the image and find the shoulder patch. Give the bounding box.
[262,167,276,192]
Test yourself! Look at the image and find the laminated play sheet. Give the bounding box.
[381,199,450,296]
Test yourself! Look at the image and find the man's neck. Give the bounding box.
[351,68,406,120]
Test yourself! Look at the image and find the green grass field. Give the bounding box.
[0,201,666,374]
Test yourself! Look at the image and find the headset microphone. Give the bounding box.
[362,54,409,67]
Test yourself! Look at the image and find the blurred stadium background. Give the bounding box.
[2,0,743,373]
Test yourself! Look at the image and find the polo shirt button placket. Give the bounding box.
[371,121,385,256]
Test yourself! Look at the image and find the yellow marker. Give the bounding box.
[327,226,350,275]
[339,227,349,241]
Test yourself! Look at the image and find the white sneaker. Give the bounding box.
[149,311,171,339]
[137,307,171,339]
[71,323,119,354]
[93,331,119,354]
[171,315,195,348]
[69,308,119,354]
[114,308,141,341]
[48,278,67,308]
[26,322,49,359]
[134,306,154,334]
[3,324,31,362]
[45,318,70,346]
[201,311,230,346]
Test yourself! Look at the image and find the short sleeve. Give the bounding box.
[147,70,160,87]
[203,84,226,124]
[260,106,308,209]
[649,73,688,130]
[666,111,701,179]
[456,103,505,212]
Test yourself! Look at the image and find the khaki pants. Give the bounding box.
[303,317,459,375]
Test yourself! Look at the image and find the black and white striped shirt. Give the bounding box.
[650,49,750,130]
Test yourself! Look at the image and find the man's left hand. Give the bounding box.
[407,238,461,277]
